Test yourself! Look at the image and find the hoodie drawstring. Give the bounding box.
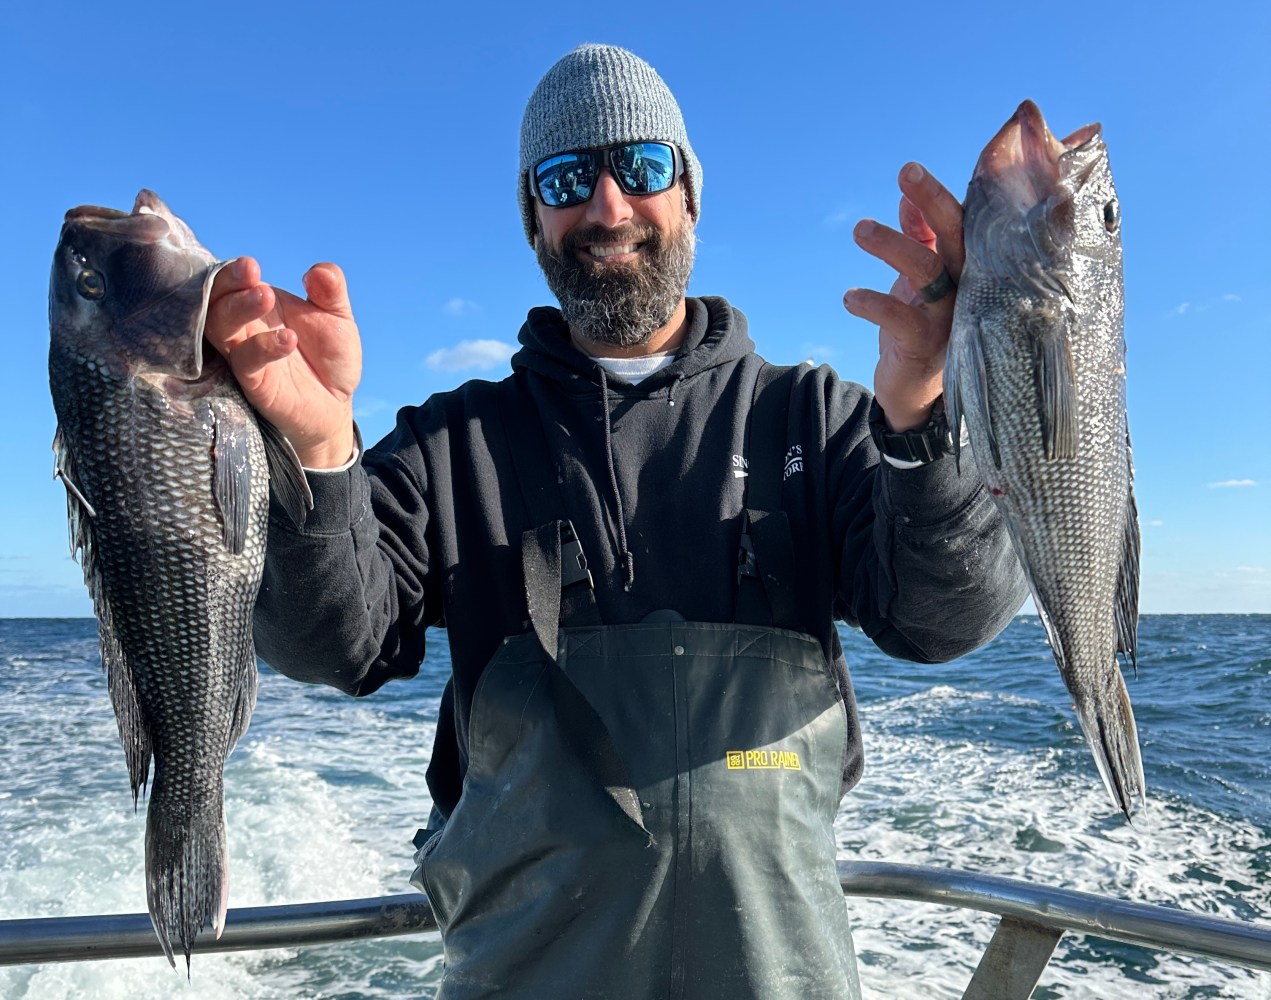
[597,367,636,591]
[667,373,683,408]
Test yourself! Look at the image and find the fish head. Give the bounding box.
[49,190,228,381]
[965,101,1122,297]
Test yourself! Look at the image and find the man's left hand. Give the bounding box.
[843,162,964,432]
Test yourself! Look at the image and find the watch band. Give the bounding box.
[868,396,953,465]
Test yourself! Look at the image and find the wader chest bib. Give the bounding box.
[412,366,862,1000]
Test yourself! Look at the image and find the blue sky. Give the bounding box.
[1,2,1267,616]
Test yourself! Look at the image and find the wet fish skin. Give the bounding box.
[946,101,1144,819]
[48,191,310,967]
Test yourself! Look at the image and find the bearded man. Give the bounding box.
[207,44,1026,1000]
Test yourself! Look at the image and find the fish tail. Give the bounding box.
[144,773,229,971]
[1072,669,1146,822]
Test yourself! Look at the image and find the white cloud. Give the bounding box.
[1222,293,1242,303]
[822,209,855,228]
[1148,519,1164,527]
[425,339,516,372]
[1208,479,1257,488]
[1167,302,1190,317]
[442,297,480,317]
[800,343,837,363]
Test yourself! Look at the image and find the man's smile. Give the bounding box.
[581,242,643,262]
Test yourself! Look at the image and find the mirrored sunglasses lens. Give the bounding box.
[535,153,596,207]
[614,143,676,194]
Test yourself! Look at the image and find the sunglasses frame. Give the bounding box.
[529,141,684,208]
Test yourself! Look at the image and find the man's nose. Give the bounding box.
[584,170,635,228]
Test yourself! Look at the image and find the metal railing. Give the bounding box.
[1,862,1267,998]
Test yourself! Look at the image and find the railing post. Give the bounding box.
[960,915,1065,1000]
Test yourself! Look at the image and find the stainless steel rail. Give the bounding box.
[0,895,438,967]
[1,862,1267,997]
[837,861,1271,973]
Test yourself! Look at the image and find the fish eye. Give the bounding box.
[76,269,106,300]
[1102,199,1120,234]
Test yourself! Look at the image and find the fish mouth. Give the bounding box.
[61,189,197,249]
[974,100,1102,207]
[56,190,227,383]
[64,194,174,245]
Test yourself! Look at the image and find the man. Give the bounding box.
[207,44,1026,1000]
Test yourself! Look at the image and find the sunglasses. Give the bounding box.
[531,141,683,208]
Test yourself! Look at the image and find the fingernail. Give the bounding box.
[853,220,876,240]
[843,289,861,309]
[905,163,925,184]
[231,258,248,280]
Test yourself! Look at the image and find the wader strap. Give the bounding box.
[735,363,802,631]
[497,374,650,841]
[496,370,601,628]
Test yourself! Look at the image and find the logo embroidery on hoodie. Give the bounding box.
[783,445,804,481]
[731,454,749,479]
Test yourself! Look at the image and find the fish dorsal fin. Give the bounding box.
[944,320,966,474]
[256,416,315,528]
[1115,435,1141,672]
[951,317,1003,470]
[1029,308,1079,460]
[53,426,96,561]
[53,427,153,802]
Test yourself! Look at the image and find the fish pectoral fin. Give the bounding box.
[1030,312,1079,460]
[211,401,254,555]
[257,416,315,528]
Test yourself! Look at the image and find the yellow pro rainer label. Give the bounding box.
[726,749,802,771]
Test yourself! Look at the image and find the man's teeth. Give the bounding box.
[588,244,639,258]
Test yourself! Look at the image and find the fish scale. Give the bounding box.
[47,191,310,968]
[946,101,1144,819]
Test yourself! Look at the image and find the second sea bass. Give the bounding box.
[48,192,311,966]
[946,101,1144,818]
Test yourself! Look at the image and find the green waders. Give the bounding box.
[411,366,863,1000]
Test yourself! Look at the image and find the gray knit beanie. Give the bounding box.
[518,44,702,245]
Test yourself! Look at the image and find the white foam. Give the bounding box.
[839,691,1271,998]
[0,670,443,998]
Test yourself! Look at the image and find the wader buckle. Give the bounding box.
[560,520,594,590]
[737,528,759,583]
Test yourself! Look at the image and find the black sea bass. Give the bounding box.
[946,102,1144,819]
[48,191,311,966]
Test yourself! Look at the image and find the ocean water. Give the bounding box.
[0,615,1267,999]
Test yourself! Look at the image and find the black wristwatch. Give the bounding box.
[868,396,953,465]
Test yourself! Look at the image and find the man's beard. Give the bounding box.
[536,217,696,348]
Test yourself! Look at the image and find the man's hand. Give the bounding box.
[206,258,363,468]
[843,162,964,432]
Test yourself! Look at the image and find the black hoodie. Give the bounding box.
[254,296,1027,818]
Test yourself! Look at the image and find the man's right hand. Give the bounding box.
[206,257,362,469]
